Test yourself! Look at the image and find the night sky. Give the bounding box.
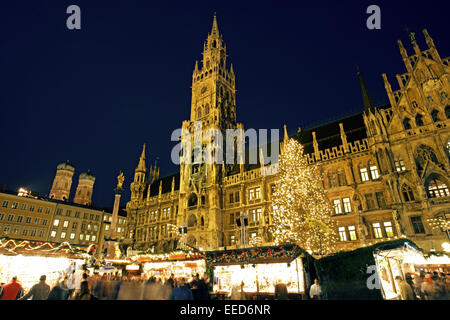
[1,1,449,209]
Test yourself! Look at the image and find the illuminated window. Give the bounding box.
[427,178,450,198]
[63,220,69,228]
[50,230,56,238]
[360,168,369,182]
[249,187,261,200]
[343,198,351,213]
[117,227,121,233]
[92,235,96,242]
[61,232,66,239]
[370,165,379,179]
[230,235,236,245]
[11,202,18,209]
[394,156,406,172]
[105,225,110,231]
[86,235,90,241]
[348,226,357,241]
[339,227,347,241]
[53,219,60,227]
[70,233,75,240]
[79,234,84,240]
[384,222,394,238]
[333,200,342,214]
[372,223,383,239]
[88,224,92,230]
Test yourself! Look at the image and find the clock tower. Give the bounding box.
[178,14,242,250]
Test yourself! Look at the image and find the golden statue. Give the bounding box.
[117,171,125,189]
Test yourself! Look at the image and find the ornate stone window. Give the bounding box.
[431,109,440,122]
[403,118,412,130]
[188,193,198,207]
[415,114,424,126]
[187,214,197,227]
[394,156,406,172]
[337,168,347,186]
[426,174,450,198]
[401,185,415,202]
[415,144,439,174]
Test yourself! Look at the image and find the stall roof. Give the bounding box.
[205,244,310,266]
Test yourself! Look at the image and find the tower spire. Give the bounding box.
[211,12,219,35]
[137,143,146,171]
[356,66,375,111]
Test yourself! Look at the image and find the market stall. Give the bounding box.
[0,238,89,291]
[206,244,315,300]
[314,239,427,300]
[133,251,205,282]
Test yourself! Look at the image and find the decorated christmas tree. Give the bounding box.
[270,137,337,256]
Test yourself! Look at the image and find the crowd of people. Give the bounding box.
[396,271,448,300]
[0,266,213,300]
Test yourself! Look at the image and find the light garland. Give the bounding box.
[131,250,204,263]
[269,138,338,256]
[0,238,89,257]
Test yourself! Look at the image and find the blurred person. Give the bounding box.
[413,273,424,300]
[166,274,175,288]
[47,276,69,300]
[229,280,242,300]
[433,273,447,300]
[170,278,193,300]
[160,277,173,300]
[395,276,414,300]
[274,279,289,300]
[0,276,23,300]
[20,275,50,300]
[309,278,322,300]
[421,274,434,300]
[190,274,200,300]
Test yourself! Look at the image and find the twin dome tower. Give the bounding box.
[49,160,96,206]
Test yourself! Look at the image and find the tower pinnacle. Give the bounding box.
[356,66,375,111]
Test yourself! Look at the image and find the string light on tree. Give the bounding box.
[270,136,338,256]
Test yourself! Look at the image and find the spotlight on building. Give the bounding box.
[17,188,30,197]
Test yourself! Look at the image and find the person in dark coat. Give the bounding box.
[274,281,289,300]
[170,278,193,300]
[47,277,69,300]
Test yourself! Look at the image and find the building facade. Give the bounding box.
[124,17,450,254]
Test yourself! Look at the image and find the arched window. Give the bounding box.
[197,107,202,119]
[401,185,415,202]
[204,104,210,115]
[403,118,412,130]
[188,193,198,207]
[415,145,439,173]
[446,106,450,119]
[426,175,450,198]
[415,114,424,126]
[431,109,440,122]
[187,214,197,227]
[200,216,204,226]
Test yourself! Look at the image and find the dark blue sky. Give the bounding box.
[1,0,449,208]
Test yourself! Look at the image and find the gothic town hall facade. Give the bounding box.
[123,16,450,254]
